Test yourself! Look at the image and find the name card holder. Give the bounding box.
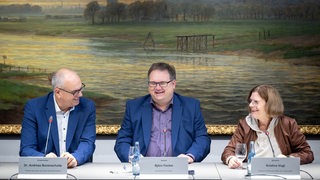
[18,157,67,179]
[139,157,189,179]
[250,157,300,179]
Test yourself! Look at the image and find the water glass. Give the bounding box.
[128,146,134,163]
[235,143,247,168]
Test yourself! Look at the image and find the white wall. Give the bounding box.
[1,135,319,163]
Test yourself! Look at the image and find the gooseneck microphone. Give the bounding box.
[163,128,167,157]
[44,116,53,156]
[265,131,275,157]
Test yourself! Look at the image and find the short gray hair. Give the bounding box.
[51,70,65,90]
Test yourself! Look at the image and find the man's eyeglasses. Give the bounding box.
[58,83,85,96]
[148,80,173,88]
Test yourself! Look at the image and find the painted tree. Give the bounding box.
[128,1,143,22]
[106,2,126,23]
[84,1,100,25]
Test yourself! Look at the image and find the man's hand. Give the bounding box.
[45,152,57,158]
[178,154,194,164]
[61,152,78,168]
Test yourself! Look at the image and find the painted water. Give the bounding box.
[1,33,319,125]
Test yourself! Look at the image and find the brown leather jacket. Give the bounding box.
[221,115,314,165]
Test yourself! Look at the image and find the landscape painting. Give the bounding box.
[0,0,319,135]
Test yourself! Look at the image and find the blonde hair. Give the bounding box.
[247,84,284,117]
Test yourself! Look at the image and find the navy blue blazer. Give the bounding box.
[19,92,96,166]
[114,93,211,162]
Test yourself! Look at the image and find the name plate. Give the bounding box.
[251,157,300,175]
[18,157,67,179]
[140,157,188,174]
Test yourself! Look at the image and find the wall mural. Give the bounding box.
[0,0,319,135]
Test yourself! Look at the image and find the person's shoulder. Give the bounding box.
[238,117,249,127]
[174,93,199,103]
[279,115,296,123]
[279,115,298,125]
[239,118,247,123]
[279,115,298,128]
[80,96,94,103]
[127,94,151,104]
[27,92,52,103]
[80,97,95,106]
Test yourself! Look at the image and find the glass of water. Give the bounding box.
[235,143,247,168]
[128,146,135,163]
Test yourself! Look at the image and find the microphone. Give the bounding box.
[163,128,167,157]
[265,131,275,157]
[44,116,53,156]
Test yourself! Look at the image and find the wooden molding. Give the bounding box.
[1,124,319,135]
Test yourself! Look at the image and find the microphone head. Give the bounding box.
[265,131,269,136]
[49,116,53,123]
[163,129,167,133]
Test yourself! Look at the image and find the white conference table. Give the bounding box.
[1,162,319,179]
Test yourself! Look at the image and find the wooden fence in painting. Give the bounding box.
[0,64,47,73]
[176,34,215,52]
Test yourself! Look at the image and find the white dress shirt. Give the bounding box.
[53,95,74,155]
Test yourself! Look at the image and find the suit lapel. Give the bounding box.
[141,98,152,154]
[66,107,79,151]
[171,94,182,152]
[45,93,60,156]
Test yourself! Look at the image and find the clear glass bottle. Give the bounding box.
[247,141,255,176]
[132,141,140,176]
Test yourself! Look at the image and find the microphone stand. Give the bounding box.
[265,131,275,157]
[44,116,53,156]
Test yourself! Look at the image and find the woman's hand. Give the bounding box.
[227,156,242,169]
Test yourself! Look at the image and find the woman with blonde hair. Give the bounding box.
[221,84,314,169]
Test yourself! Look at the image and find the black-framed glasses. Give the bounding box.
[148,80,173,88]
[58,83,85,96]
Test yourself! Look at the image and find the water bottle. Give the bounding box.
[132,141,140,176]
[247,141,255,176]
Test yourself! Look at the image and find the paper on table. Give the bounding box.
[109,164,132,174]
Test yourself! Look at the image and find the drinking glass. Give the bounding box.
[235,143,247,168]
[128,146,135,164]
